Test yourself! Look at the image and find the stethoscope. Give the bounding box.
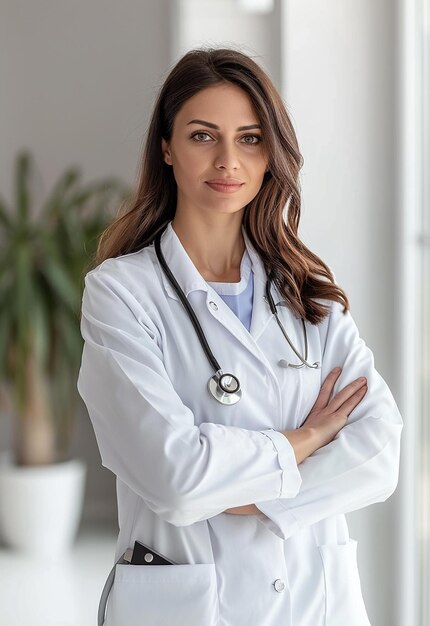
[154,225,320,406]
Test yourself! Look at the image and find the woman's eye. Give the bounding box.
[191,132,212,142]
[241,134,262,145]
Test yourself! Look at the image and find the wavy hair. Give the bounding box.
[93,47,349,324]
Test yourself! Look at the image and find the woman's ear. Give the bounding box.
[161,138,172,165]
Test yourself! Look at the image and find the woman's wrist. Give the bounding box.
[224,504,261,515]
[281,427,318,465]
[224,428,319,516]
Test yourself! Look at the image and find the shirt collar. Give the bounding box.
[155,220,278,303]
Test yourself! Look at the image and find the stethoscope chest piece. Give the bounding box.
[208,371,242,405]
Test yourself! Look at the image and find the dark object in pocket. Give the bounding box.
[130,540,178,566]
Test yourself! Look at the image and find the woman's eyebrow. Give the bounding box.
[186,119,262,131]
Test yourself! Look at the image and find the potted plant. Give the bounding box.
[0,151,130,558]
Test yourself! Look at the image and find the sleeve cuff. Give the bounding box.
[259,428,302,497]
[253,501,301,540]
[255,429,303,540]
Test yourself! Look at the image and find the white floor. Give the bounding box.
[0,523,118,626]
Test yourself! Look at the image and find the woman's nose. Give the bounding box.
[213,142,241,170]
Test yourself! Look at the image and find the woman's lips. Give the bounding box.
[205,181,244,193]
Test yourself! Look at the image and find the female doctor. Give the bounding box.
[77,47,403,626]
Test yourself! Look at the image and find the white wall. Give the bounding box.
[0,0,171,204]
[170,0,281,83]
[281,2,400,625]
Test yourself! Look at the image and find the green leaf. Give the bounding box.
[40,167,81,220]
[56,307,83,365]
[0,303,12,379]
[15,245,32,348]
[15,152,31,228]
[0,194,12,232]
[41,259,81,311]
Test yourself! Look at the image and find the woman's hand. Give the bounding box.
[283,367,368,463]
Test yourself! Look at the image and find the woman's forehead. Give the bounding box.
[174,85,260,128]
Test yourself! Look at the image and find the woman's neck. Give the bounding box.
[170,214,245,280]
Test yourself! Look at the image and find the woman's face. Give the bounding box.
[161,82,269,218]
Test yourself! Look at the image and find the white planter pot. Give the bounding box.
[0,451,87,560]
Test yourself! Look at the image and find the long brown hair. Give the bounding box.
[93,47,349,324]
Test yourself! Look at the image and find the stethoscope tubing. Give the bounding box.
[154,228,223,375]
[153,224,320,402]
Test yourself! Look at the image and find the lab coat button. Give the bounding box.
[209,301,218,311]
[273,579,285,592]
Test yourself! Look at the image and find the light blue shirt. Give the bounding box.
[206,248,254,332]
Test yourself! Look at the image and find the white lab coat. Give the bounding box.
[77,220,403,626]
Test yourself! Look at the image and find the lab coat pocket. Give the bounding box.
[318,539,371,626]
[104,563,220,626]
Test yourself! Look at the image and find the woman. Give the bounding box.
[77,47,403,626]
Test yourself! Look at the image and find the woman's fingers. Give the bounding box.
[327,377,367,414]
[300,368,369,451]
[335,383,368,417]
[310,368,342,412]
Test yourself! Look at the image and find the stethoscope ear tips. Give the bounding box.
[278,359,290,368]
